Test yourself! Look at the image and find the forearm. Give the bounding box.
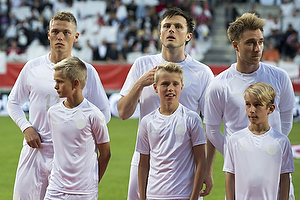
[225,173,235,200]
[205,124,224,155]
[279,173,290,200]
[7,99,31,132]
[97,143,111,182]
[138,161,149,200]
[190,145,206,200]
[117,82,144,120]
[280,109,293,136]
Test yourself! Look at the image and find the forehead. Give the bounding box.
[240,29,263,41]
[50,20,76,31]
[158,70,181,81]
[161,15,187,26]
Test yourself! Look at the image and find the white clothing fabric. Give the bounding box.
[136,104,206,199]
[204,62,295,155]
[46,98,109,195]
[7,53,110,199]
[120,53,213,200]
[223,127,295,200]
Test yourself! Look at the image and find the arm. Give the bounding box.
[190,144,206,200]
[138,153,150,200]
[201,139,215,197]
[205,124,224,155]
[279,173,290,200]
[97,142,111,182]
[280,109,293,136]
[117,67,156,120]
[225,172,235,200]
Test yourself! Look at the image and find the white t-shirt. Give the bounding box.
[204,62,295,154]
[223,127,294,200]
[120,53,214,165]
[47,98,110,194]
[7,53,110,143]
[136,104,206,199]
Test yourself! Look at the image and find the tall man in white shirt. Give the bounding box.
[7,11,111,200]
[117,7,214,200]
[204,13,295,199]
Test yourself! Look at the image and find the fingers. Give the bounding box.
[23,127,43,148]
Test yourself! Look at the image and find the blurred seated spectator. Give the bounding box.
[262,43,280,63]
[106,43,119,63]
[6,40,22,62]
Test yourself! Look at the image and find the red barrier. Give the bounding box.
[1,63,300,93]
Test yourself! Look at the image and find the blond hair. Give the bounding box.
[53,57,87,88]
[244,82,276,107]
[49,11,77,30]
[154,62,183,84]
[227,13,265,42]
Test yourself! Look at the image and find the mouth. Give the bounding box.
[55,43,64,47]
[166,93,175,97]
[167,35,176,40]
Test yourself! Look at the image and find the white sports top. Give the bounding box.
[120,53,213,165]
[204,62,295,154]
[47,98,110,194]
[223,127,294,200]
[136,104,206,199]
[7,53,110,143]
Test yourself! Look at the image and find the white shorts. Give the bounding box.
[13,143,53,200]
[44,189,98,200]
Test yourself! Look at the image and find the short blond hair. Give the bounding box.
[227,13,265,42]
[53,57,87,88]
[49,11,77,30]
[154,62,183,84]
[244,82,276,107]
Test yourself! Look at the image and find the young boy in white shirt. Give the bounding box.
[45,57,111,199]
[223,82,294,200]
[136,62,207,200]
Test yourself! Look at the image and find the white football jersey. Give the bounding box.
[136,104,206,199]
[223,127,294,199]
[47,98,110,194]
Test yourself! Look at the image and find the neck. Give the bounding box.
[64,94,84,109]
[248,124,270,135]
[49,52,71,64]
[161,47,186,63]
[159,102,179,116]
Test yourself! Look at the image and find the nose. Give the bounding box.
[254,42,262,52]
[168,25,175,33]
[57,32,64,39]
[54,83,58,90]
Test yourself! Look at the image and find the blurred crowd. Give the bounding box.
[0,0,214,63]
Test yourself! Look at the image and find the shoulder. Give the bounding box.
[25,54,48,69]
[260,62,289,78]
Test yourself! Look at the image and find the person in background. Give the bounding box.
[204,13,295,199]
[117,7,214,200]
[7,11,111,199]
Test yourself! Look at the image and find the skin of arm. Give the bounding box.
[279,173,290,200]
[201,139,215,197]
[138,153,150,200]
[225,172,235,200]
[190,144,207,200]
[117,67,157,120]
[97,142,111,183]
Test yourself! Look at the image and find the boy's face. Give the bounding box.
[53,70,73,98]
[244,93,274,126]
[233,29,264,66]
[159,15,192,49]
[154,71,183,106]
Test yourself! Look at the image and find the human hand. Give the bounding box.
[139,66,157,87]
[23,127,42,148]
[200,173,213,197]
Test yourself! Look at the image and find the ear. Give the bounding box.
[74,32,79,43]
[232,41,239,52]
[186,33,192,42]
[268,104,275,114]
[153,83,158,93]
[47,30,50,40]
[73,79,80,89]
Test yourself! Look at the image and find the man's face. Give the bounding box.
[234,29,264,66]
[160,15,192,49]
[48,20,79,56]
